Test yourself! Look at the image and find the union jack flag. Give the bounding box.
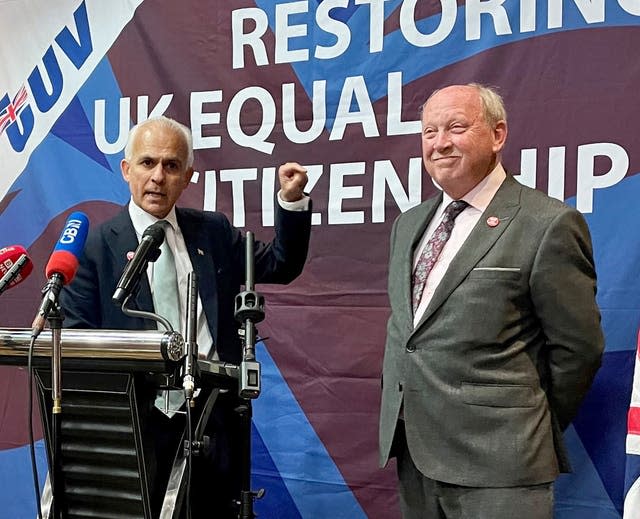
[625,329,640,518]
[0,86,29,136]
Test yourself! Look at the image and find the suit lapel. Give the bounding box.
[106,210,154,312]
[177,209,219,345]
[412,176,522,333]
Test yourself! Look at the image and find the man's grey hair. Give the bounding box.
[124,116,194,168]
[422,83,507,129]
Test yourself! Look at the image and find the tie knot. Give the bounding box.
[442,200,468,223]
[157,219,171,231]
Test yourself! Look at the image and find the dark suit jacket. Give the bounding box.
[60,203,311,364]
[379,175,604,487]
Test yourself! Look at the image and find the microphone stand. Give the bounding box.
[183,272,198,400]
[32,273,68,519]
[182,272,198,519]
[117,251,172,333]
[234,231,265,519]
[47,301,64,519]
[121,293,174,332]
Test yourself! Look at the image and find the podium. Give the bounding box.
[0,328,239,519]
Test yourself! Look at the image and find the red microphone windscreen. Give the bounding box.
[0,245,34,288]
[45,250,79,285]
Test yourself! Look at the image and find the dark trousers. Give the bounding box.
[144,387,244,519]
[393,421,554,519]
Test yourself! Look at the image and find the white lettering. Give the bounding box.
[262,167,276,226]
[515,148,537,188]
[227,87,276,154]
[328,162,365,224]
[191,90,222,150]
[547,146,566,201]
[137,94,173,120]
[520,0,537,32]
[282,81,326,143]
[619,0,640,16]
[232,8,270,69]
[204,170,217,211]
[576,142,628,213]
[371,158,422,223]
[303,164,324,225]
[400,0,457,47]
[466,0,512,41]
[548,0,604,29]
[219,168,258,227]
[315,0,351,60]
[355,0,388,53]
[387,71,421,136]
[275,1,309,64]
[94,97,130,155]
[330,76,379,140]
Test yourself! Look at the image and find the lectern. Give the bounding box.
[0,328,238,519]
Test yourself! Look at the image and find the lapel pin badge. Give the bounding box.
[486,216,500,228]
[126,251,135,260]
[197,248,205,256]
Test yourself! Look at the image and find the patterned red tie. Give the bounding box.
[412,200,469,313]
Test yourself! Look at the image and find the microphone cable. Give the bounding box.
[185,398,193,519]
[27,333,44,519]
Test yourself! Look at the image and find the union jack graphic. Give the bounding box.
[0,86,29,136]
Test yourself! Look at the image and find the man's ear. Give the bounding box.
[492,120,508,153]
[121,159,131,182]
[183,167,194,187]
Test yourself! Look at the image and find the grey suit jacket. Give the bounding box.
[379,174,604,486]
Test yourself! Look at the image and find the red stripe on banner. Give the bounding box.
[630,407,640,435]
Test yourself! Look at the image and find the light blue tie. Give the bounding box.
[152,221,181,331]
[152,221,185,416]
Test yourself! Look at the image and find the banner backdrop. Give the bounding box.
[1,1,638,517]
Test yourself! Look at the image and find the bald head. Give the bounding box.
[420,83,508,199]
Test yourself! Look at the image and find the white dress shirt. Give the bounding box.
[412,164,507,327]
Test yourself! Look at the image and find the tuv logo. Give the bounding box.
[0,1,93,152]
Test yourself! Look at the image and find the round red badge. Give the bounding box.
[126,251,135,260]
[486,216,500,227]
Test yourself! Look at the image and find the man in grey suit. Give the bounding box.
[379,83,604,519]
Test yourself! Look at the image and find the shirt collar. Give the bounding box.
[127,197,179,238]
[441,163,507,213]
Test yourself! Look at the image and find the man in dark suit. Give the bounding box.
[60,116,311,517]
[379,84,604,519]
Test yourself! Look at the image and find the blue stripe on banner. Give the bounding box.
[254,341,367,519]
[0,440,48,519]
[0,56,129,249]
[573,172,640,354]
[252,422,303,518]
[555,426,620,519]
[0,131,129,247]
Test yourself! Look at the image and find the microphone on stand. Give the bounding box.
[31,212,89,338]
[235,231,263,399]
[30,212,89,519]
[112,222,165,305]
[183,272,198,399]
[0,245,33,295]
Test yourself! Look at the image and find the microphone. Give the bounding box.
[0,245,33,294]
[112,222,165,305]
[183,272,198,399]
[31,212,90,337]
